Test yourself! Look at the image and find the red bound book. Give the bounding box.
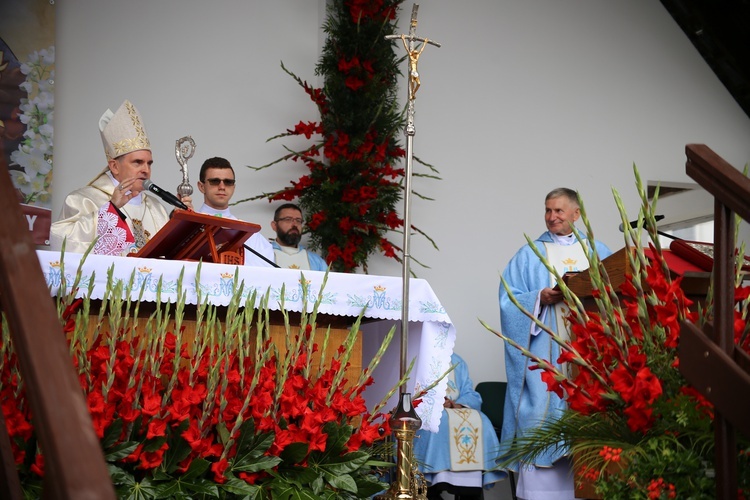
[669,240,715,272]
[669,239,750,272]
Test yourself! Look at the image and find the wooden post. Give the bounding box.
[0,163,115,498]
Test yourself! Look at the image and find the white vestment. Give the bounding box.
[197,204,275,267]
[50,171,169,255]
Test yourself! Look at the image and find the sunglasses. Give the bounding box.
[204,178,236,186]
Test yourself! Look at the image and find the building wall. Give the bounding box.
[55,0,750,385]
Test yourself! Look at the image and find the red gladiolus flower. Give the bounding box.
[304,211,324,231]
[359,185,378,200]
[339,216,354,232]
[30,453,44,477]
[211,458,230,484]
[383,211,402,229]
[346,431,365,453]
[290,120,322,139]
[540,368,564,399]
[632,367,663,406]
[609,365,634,401]
[326,244,343,264]
[380,239,397,258]
[624,404,654,432]
[239,471,265,485]
[270,189,298,202]
[308,428,328,453]
[139,442,169,470]
[141,390,162,417]
[338,56,360,73]
[679,385,714,417]
[345,76,365,91]
[341,188,359,203]
[146,418,167,439]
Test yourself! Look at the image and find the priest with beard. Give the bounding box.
[270,203,327,271]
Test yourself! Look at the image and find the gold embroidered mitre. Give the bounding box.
[99,100,151,161]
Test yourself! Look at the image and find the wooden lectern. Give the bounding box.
[132,209,261,265]
[566,245,711,305]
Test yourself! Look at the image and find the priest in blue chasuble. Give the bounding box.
[498,188,612,500]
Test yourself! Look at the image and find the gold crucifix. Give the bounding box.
[387,4,441,102]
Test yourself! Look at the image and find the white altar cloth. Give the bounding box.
[36,250,455,431]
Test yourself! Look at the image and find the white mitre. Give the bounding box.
[99,100,151,161]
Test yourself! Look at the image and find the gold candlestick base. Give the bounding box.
[375,393,427,500]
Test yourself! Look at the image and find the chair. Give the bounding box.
[475,381,517,500]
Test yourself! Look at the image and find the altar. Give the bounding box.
[36,250,455,431]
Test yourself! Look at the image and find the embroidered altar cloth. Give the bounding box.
[36,250,456,431]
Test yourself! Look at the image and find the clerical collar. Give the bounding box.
[107,171,143,205]
[199,204,234,218]
[551,231,577,246]
[276,244,302,255]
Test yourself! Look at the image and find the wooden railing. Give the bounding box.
[679,144,750,499]
[0,161,114,498]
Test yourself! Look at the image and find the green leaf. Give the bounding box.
[158,422,192,474]
[105,440,139,462]
[232,454,283,473]
[353,473,391,497]
[325,472,357,493]
[280,441,309,464]
[232,432,278,469]
[322,421,352,455]
[108,463,135,487]
[220,477,263,496]
[152,481,190,500]
[119,476,159,500]
[279,465,320,485]
[142,435,167,453]
[181,457,211,481]
[310,475,324,494]
[181,478,220,496]
[269,481,320,500]
[101,418,125,449]
[319,450,369,475]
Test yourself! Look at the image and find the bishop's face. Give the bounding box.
[109,149,153,190]
[545,196,580,236]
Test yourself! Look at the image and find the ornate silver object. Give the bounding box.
[175,136,196,197]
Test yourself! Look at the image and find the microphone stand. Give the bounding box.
[243,243,279,268]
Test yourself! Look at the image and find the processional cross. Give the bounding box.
[385,2,441,384]
[377,5,440,500]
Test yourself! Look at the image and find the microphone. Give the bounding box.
[142,179,188,210]
[618,214,664,232]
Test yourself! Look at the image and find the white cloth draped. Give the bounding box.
[36,250,455,431]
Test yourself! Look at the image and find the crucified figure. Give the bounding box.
[401,34,428,99]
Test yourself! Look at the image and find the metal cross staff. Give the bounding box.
[376,5,440,500]
[385,3,441,389]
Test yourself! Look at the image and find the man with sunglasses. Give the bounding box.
[196,157,275,267]
[270,203,327,271]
